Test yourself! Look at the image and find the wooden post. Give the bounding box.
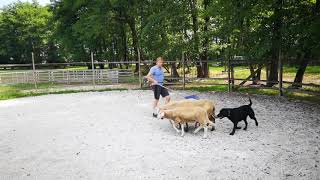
[91,52,95,87]
[278,49,283,96]
[67,71,69,84]
[227,57,231,92]
[231,65,235,91]
[235,65,264,90]
[182,52,186,90]
[31,52,37,89]
[138,48,142,88]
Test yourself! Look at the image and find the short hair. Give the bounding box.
[156,57,164,62]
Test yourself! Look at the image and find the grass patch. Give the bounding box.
[184,85,320,103]
[119,76,139,84]
[9,83,59,90]
[282,65,320,74]
[65,66,88,70]
[0,83,127,101]
[185,85,228,92]
[0,86,30,100]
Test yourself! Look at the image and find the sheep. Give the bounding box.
[158,99,216,131]
[160,99,216,122]
[157,106,215,138]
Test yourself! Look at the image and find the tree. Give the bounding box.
[291,0,320,88]
[0,2,57,64]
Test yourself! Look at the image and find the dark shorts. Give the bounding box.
[152,85,169,100]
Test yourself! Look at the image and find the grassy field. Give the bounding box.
[0,83,126,100]
[208,65,320,84]
[185,85,320,103]
[0,83,55,100]
[0,65,319,102]
[2,65,319,84]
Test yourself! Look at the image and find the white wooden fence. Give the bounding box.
[0,69,134,85]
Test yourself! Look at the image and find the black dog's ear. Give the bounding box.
[220,109,229,116]
[220,108,227,113]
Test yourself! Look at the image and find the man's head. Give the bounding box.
[156,57,164,67]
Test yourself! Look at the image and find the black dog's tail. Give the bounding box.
[248,97,252,106]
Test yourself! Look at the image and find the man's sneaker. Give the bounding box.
[152,113,158,118]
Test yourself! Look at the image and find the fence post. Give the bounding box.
[31,52,37,89]
[227,57,231,92]
[67,71,70,84]
[91,52,95,87]
[138,48,142,88]
[231,65,235,91]
[278,49,283,96]
[182,52,186,90]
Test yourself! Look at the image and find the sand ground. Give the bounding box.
[0,90,319,179]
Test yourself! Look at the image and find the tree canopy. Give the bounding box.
[0,0,319,85]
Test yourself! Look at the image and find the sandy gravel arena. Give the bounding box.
[0,90,319,179]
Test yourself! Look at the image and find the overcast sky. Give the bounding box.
[0,0,50,8]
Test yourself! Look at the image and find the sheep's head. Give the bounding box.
[209,115,216,123]
[157,110,165,119]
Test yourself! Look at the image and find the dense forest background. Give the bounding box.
[0,0,319,87]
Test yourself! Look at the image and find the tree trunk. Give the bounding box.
[256,64,262,81]
[249,65,257,85]
[249,64,262,85]
[266,0,283,87]
[201,0,210,78]
[120,20,128,69]
[292,52,310,88]
[196,65,204,78]
[171,63,180,78]
[189,0,203,78]
[265,62,269,82]
[290,0,319,88]
[267,59,279,86]
[127,16,140,72]
[98,64,104,69]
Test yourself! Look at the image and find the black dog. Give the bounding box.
[216,98,258,135]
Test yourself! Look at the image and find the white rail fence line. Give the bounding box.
[0,69,134,85]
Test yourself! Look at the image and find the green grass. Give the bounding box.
[65,66,88,70]
[119,76,139,83]
[0,83,58,100]
[1,65,319,102]
[185,84,320,103]
[282,65,320,74]
[206,65,320,85]
[10,83,59,90]
[0,83,126,100]
[185,85,228,92]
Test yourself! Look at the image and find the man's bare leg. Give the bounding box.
[164,96,171,104]
[153,99,159,109]
[153,99,159,117]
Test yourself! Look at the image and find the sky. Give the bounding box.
[0,0,50,8]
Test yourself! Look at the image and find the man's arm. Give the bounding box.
[146,70,158,85]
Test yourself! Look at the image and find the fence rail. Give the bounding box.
[0,55,319,97]
[0,69,133,85]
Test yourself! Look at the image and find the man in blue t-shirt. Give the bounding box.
[146,57,171,117]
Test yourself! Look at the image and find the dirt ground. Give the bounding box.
[0,90,319,179]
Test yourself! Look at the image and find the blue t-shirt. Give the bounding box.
[149,65,164,85]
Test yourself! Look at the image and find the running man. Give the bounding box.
[146,57,171,117]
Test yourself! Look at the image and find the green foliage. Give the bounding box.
[0,0,319,79]
[0,2,62,64]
